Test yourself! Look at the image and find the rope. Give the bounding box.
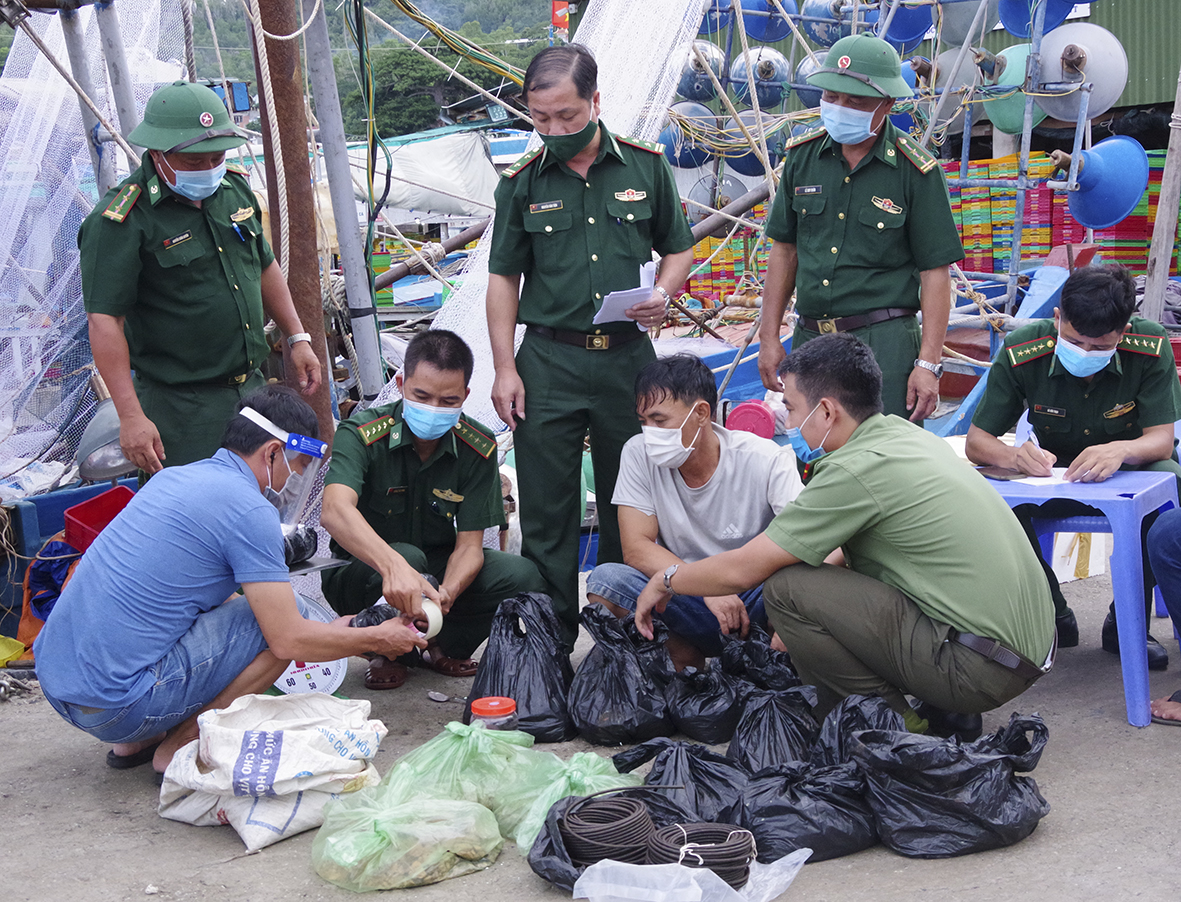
[181,0,197,81]
[729,0,777,193]
[559,795,655,868]
[646,823,756,889]
[244,0,290,278]
[239,0,322,41]
[201,0,263,186]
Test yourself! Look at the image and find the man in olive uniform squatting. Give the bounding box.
[320,330,545,690]
[636,334,1055,742]
[486,44,695,649]
[966,264,1181,669]
[757,34,964,422]
[79,80,321,475]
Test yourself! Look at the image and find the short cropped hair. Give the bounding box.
[778,333,882,422]
[1059,264,1136,337]
[403,329,474,384]
[523,44,597,102]
[634,354,719,418]
[222,385,319,455]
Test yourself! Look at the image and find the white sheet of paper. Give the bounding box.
[593,261,657,330]
[1014,467,1070,486]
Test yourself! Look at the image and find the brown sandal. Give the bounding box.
[421,645,478,678]
[365,655,408,690]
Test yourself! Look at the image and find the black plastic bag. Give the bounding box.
[613,737,749,824]
[719,624,801,691]
[852,712,1051,858]
[726,687,819,774]
[740,761,877,862]
[462,593,575,742]
[664,664,747,745]
[567,606,675,745]
[527,788,698,892]
[810,694,906,768]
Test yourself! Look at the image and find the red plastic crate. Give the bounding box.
[64,485,134,552]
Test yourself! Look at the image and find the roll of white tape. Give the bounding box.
[420,599,443,640]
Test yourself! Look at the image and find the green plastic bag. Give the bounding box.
[312,793,503,891]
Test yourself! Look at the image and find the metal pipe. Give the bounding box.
[1142,61,1181,323]
[373,218,490,290]
[93,0,142,167]
[58,8,114,195]
[1064,84,1091,192]
[691,183,772,241]
[919,0,988,147]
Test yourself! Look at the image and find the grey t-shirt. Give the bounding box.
[612,424,803,562]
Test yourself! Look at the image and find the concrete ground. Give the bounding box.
[5,570,1181,902]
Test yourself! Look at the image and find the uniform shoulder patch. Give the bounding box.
[1006,335,1056,367]
[895,135,938,173]
[784,127,825,150]
[101,184,141,222]
[225,161,250,177]
[1118,332,1164,356]
[453,419,496,458]
[357,414,395,446]
[502,147,543,179]
[617,135,665,155]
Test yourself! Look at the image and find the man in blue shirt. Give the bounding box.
[35,387,425,774]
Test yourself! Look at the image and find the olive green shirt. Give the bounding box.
[765,414,1054,664]
[765,122,964,318]
[78,153,274,384]
[972,317,1181,467]
[325,400,506,558]
[487,122,694,332]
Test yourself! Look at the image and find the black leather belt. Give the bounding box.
[527,324,646,350]
[950,629,1054,681]
[800,307,916,334]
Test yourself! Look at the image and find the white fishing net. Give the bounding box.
[0,0,185,497]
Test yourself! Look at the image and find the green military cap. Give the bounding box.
[806,34,914,99]
[128,81,249,153]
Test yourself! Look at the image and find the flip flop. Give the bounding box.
[1151,690,1181,727]
[106,740,162,770]
[421,646,479,678]
[365,656,408,690]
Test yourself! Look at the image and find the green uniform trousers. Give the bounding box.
[793,315,920,419]
[1013,458,1181,620]
[320,542,545,660]
[764,563,1039,719]
[513,328,655,650]
[134,370,266,468]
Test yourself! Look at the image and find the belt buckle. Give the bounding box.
[586,334,609,350]
[230,373,249,385]
[817,317,839,334]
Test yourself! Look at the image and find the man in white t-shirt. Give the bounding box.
[587,354,803,668]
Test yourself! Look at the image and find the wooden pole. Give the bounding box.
[250,1,334,447]
[1142,62,1181,324]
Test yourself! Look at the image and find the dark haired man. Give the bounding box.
[486,43,696,650]
[967,264,1181,667]
[321,330,544,690]
[636,334,1054,739]
[34,387,424,774]
[586,355,802,668]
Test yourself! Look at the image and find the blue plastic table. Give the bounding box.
[988,470,1179,727]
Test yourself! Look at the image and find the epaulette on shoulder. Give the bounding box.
[1006,335,1056,367]
[617,135,664,155]
[894,134,938,174]
[1118,332,1164,356]
[502,147,543,179]
[101,183,141,222]
[453,418,496,459]
[225,161,250,177]
[784,128,825,150]
[357,413,396,446]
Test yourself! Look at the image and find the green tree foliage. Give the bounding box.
[0,28,13,74]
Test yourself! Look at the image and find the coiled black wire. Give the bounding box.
[559,795,656,867]
[646,823,757,889]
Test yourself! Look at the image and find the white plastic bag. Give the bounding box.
[159,693,387,851]
[573,850,812,902]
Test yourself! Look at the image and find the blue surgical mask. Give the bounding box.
[819,99,881,145]
[162,158,226,201]
[1054,334,1116,378]
[403,397,462,440]
[785,403,831,465]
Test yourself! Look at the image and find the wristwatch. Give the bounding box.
[913,358,944,378]
[286,331,312,348]
[663,563,679,591]
[654,286,672,307]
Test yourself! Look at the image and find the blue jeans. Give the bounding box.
[1149,508,1181,639]
[586,561,766,657]
[42,594,312,745]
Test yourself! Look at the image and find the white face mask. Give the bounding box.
[642,404,704,469]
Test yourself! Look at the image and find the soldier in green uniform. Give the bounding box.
[486,44,695,649]
[967,265,1181,669]
[758,34,964,422]
[79,81,320,474]
[320,330,545,690]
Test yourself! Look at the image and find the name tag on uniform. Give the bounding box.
[386,486,406,496]
[1032,404,1065,418]
[529,201,563,213]
[795,185,822,195]
[162,231,191,249]
[1103,401,1136,419]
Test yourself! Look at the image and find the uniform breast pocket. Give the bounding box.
[367,490,406,520]
[1028,406,1071,441]
[523,211,574,272]
[604,198,654,258]
[1102,404,1140,437]
[426,498,459,544]
[857,204,906,238]
[152,237,208,270]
